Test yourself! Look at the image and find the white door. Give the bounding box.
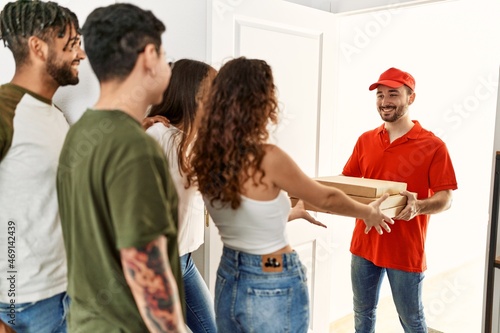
[206,1,338,331]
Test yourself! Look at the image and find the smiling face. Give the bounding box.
[375,85,415,123]
[45,24,86,86]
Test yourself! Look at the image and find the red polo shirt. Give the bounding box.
[343,120,457,272]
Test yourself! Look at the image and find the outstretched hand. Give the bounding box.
[289,199,327,228]
[141,115,170,130]
[363,193,394,235]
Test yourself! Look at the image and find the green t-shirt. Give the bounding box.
[57,109,184,332]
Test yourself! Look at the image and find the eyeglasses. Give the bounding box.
[63,35,82,52]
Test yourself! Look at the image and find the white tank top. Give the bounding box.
[205,191,291,255]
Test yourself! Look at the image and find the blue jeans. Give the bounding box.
[0,292,69,333]
[351,255,427,333]
[181,253,217,333]
[215,246,309,333]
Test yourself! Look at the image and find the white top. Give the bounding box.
[205,191,291,255]
[0,88,68,303]
[147,123,205,256]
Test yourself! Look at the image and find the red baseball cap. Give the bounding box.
[369,67,415,91]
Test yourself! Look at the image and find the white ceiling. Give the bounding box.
[283,0,448,13]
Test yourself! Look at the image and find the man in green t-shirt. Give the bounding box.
[56,3,186,332]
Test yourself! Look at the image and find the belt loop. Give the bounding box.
[283,252,295,270]
[236,249,240,264]
[233,248,240,267]
[234,249,241,279]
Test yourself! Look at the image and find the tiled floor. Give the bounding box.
[330,258,485,333]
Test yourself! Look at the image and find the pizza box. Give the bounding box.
[381,205,405,218]
[314,175,407,198]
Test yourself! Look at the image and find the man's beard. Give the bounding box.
[378,105,408,122]
[46,51,79,86]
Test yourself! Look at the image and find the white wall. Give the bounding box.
[284,0,442,13]
[0,0,208,123]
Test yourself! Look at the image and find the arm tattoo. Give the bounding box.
[121,237,184,333]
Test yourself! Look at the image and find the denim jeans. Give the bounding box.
[214,246,309,333]
[351,255,427,333]
[0,292,69,333]
[181,253,217,333]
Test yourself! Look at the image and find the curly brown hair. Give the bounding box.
[189,57,278,209]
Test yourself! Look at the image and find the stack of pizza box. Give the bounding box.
[290,175,408,218]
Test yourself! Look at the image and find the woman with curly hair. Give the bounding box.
[189,57,394,332]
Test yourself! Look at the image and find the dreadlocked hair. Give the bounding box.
[0,0,80,66]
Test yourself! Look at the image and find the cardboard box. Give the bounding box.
[381,205,405,218]
[314,175,407,198]
[289,176,409,218]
